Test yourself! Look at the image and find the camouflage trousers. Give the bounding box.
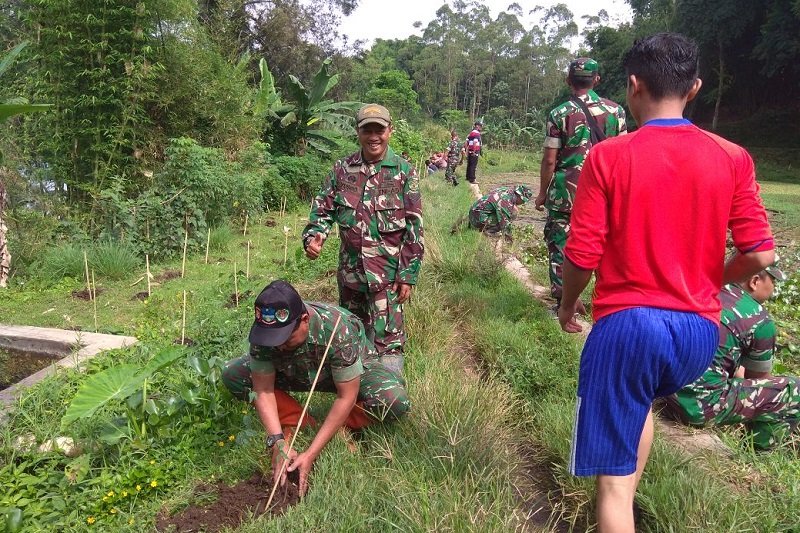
[445,161,459,184]
[544,211,571,301]
[669,376,800,450]
[0,212,9,288]
[339,283,405,373]
[222,356,410,428]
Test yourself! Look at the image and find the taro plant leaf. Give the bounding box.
[60,347,185,430]
[98,418,130,445]
[144,399,160,416]
[0,103,51,123]
[126,390,144,410]
[60,364,142,429]
[4,507,23,533]
[186,355,210,377]
[180,386,201,405]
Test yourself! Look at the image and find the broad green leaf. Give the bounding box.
[180,387,201,405]
[98,420,130,445]
[0,104,52,123]
[144,399,159,416]
[0,41,27,78]
[60,364,142,429]
[280,111,297,127]
[140,346,185,378]
[4,507,23,533]
[186,355,210,376]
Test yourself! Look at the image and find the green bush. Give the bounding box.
[208,224,234,253]
[90,241,141,280]
[262,167,297,212]
[33,243,86,281]
[272,154,329,201]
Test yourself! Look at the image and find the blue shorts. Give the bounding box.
[569,307,717,477]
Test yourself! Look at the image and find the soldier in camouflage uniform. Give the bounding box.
[0,179,9,288]
[665,264,799,449]
[468,185,533,239]
[222,280,410,494]
[444,130,462,186]
[535,57,626,305]
[302,104,424,375]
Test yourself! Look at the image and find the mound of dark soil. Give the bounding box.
[132,291,149,301]
[155,270,181,283]
[155,471,300,532]
[264,219,277,227]
[173,337,195,347]
[224,290,253,308]
[71,287,105,300]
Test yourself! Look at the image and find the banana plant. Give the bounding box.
[0,41,51,164]
[255,57,361,155]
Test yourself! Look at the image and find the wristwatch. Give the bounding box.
[266,433,285,449]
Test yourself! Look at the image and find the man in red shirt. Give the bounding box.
[559,33,775,532]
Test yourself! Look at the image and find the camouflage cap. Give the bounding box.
[514,184,534,201]
[764,255,787,282]
[569,57,600,78]
[357,104,392,128]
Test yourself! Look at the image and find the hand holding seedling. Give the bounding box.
[272,441,297,488]
[286,450,316,496]
[305,233,324,259]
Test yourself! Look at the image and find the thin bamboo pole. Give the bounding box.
[181,290,187,345]
[233,262,239,308]
[83,251,91,298]
[91,269,98,332]
[181,221,189,278]
[246,241,251,280]
[243,214,249,237]
[205,228,211,264]
[264,315,341,508]
[145,254,152,297]
[283,227,289,266]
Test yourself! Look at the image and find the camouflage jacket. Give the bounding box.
[469,186,519,234]
[543,90,626,213]
[678,284,776,397]
[447,138,461,165]
[248,302,375,392]
[303,147,424,292]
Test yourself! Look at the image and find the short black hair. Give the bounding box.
[568,75,595,90]
[622,32,699,100]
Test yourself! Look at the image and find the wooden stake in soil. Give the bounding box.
[145,254,152,297]
[264,315,341,508]
[205,228,211,264]
[91,269,98,332]
[246,241,251,280]
[233,262,239,308]
[181,221,189,278]
[283,226,290,266]
[243,214,249,237]
[181,290,187,345]
[83,251,91,299]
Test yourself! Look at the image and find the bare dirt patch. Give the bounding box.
[132,291,149,301]
[224,290,253,308]
[155,471,300,532]
[71,287,105,300]
[155,270,182,283]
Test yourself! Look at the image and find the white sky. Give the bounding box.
[339,0,633,49]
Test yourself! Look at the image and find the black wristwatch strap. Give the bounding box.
[266,432,285,448]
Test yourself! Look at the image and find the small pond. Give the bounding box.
[0,347,61,391]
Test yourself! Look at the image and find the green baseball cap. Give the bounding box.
[356,103,392,128]
[569,57,600,78]
[765,255,787,281]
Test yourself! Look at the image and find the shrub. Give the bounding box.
[90,241,140,280]
[272,155,329,202]
[33,243,86,281]
[208,224,234,253]
[262,167,297,212]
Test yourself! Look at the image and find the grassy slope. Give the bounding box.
[0,204,527,530]
[431,156,800,531]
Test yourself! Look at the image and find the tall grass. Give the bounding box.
[90,240,141,280]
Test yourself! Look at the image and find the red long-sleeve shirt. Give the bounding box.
[565,120,774,323]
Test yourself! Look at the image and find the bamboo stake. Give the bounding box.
[205,228,211,264]
[283,227,289,266]
[233,262,239,308]
[246,241,251,280]
[91,269,98,332]
[243,214,249,237]
[83,251,91,298]
[181,290,187,345]
[145,254,152,297]
[264,315,341,508]
[181,220,189,278]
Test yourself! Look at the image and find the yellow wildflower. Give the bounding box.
[121,491,128,497]
[129,519,135,525]
[86,517,96,524]
[228,435,236,441]
[102,496,108,502]
[136,485,142,491]
[150,480,158,488]
[107,491,114,497]
[217,441,225,447]
[149,460,155,465]
[110,508,117,515]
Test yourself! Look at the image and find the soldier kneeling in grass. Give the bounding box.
[222,280,410,495]
[468,184,534,240]
[665,261,799,449]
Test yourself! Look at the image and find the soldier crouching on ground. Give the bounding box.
[222,280,410,495]
[665,262,799,449]
[468,184,533,241]
[302,103,424,375]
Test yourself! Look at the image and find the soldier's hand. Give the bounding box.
[392,282,413,304]
[272,441,297,487]
[534,192,547,212]
[305,233,324,260]
[287,451,316,496]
